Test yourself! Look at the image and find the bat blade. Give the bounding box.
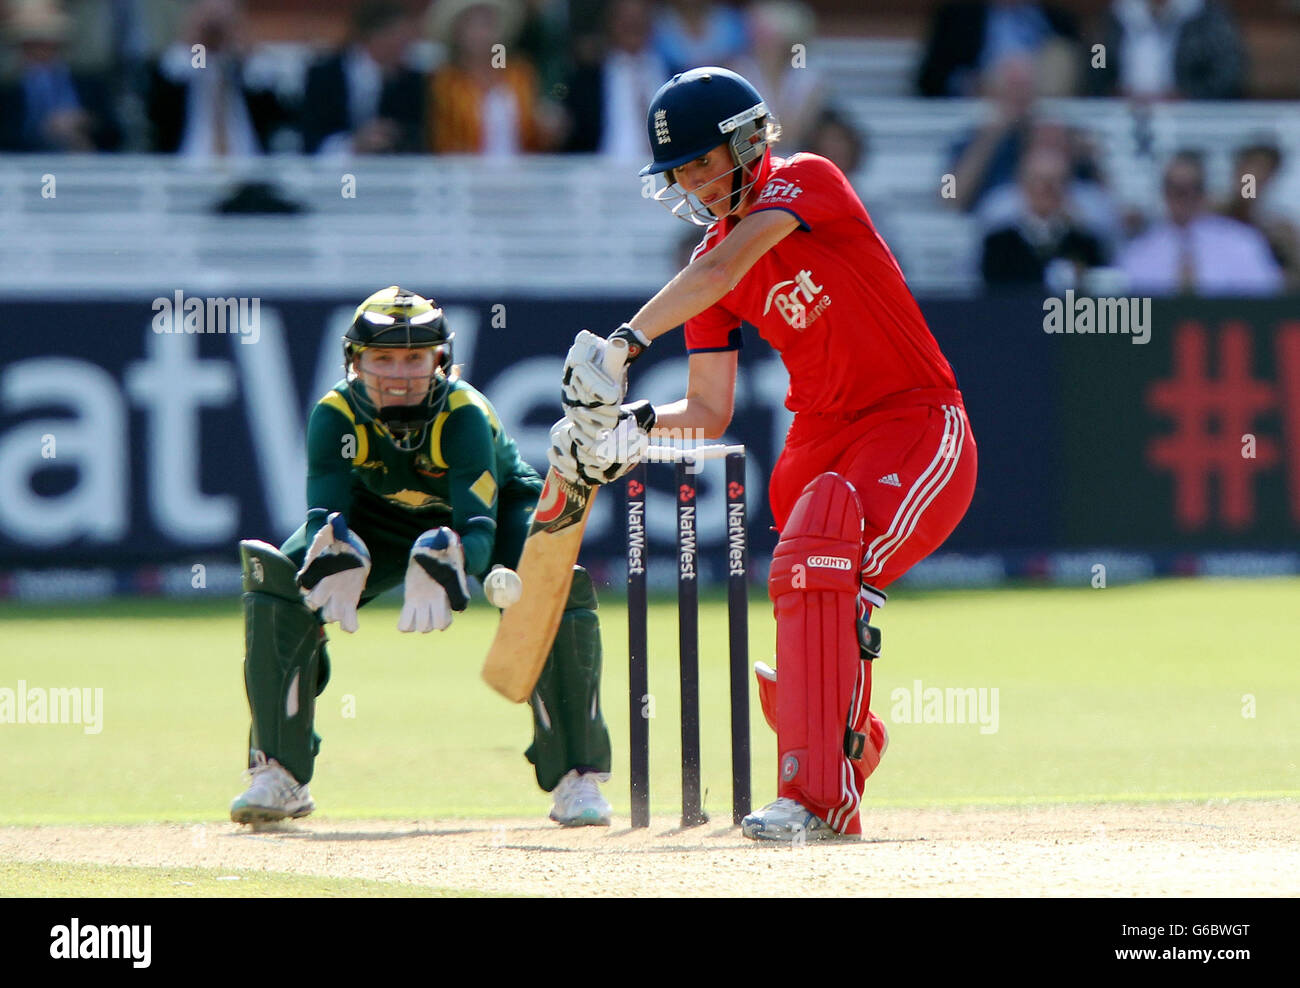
[481,467,598,702]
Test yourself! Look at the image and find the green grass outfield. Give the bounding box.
[1,578,1296,826]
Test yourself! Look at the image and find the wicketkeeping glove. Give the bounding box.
[297,511,371,633]
[398,527,471,633]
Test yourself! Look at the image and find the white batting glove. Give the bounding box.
[298,512,371,634]
[399,527,470,633]
[560,329,641,427]
[592,401,653,478]
[548,404,651,487]
[566,400,622,444]
[547,418,587,486]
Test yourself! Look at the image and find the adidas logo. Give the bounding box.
[878,473,901,487]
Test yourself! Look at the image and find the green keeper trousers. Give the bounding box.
[265,483,610,793]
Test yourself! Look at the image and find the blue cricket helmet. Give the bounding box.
[640,66,770,176]
[638,67,778,225]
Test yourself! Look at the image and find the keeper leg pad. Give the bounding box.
[241,540,326,784]
[768,472,866,830]
[526,566,611,791]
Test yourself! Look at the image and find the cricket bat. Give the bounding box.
[481,468,599,702]
[480,336,629,703]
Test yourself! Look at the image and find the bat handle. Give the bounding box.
[603,336,630,379]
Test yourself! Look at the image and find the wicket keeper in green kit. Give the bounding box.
[231,287,613,826]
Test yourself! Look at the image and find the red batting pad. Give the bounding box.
[768,473,866,828]
[755,662,778,733]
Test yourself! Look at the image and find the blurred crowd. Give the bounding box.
[973,121,1295,295]
[924,1,1295,294]
[0,0,844,159]
[916,0,1294,293]
[918,0,1250,101]
[0,0,1294,294]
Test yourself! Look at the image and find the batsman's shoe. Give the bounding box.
[549,769,612,827]
[230,751,315,824]
[741,797,848,842]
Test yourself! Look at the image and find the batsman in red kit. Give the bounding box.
[548,67,976,840]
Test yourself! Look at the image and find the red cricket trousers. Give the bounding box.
[767,387,977,833]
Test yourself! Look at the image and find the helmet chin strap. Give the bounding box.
[720,157,757,220]
[657,151,764,226]
[374,393,436,450]
[345,355,452,451]
[384,369,453,450]
[377,403,429,431]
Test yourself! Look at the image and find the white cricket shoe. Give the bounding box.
[741,797,847,842]
[549,769,612,827]
[230,750,315,824]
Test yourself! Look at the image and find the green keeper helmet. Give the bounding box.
[343,286,455,451]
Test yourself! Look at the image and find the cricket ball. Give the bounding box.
[483,567,523,609]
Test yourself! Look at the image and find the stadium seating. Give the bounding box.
[2,32,1298,300]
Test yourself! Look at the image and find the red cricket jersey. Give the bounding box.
[684,151,958,415]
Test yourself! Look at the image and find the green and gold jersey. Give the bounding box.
[304,377,541,577]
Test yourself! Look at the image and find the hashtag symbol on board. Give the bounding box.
[1145,321,1288,529]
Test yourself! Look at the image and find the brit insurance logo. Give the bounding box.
[763,268,830,331]
[757,177,803,203]
[654,109,670,145]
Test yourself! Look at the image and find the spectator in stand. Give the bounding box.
[300,1,425,156]
[1221,141,1299,289]
[515,0,572,102]
[804,106,866,178]
[945,54,1038,212]
[1089,0,1246,100]
[0,1,122,151]
[917,0,1078,98]
[1122,151,1283,295]
[981,146,1107,289]
[730,1,824,151]
[145,0,285,156]
[54,1,191,150]
[58,0,184,82]
[978,120,1123,256]
[426,0,563,154]
[562,0,668,158]
[652,0,749,76]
